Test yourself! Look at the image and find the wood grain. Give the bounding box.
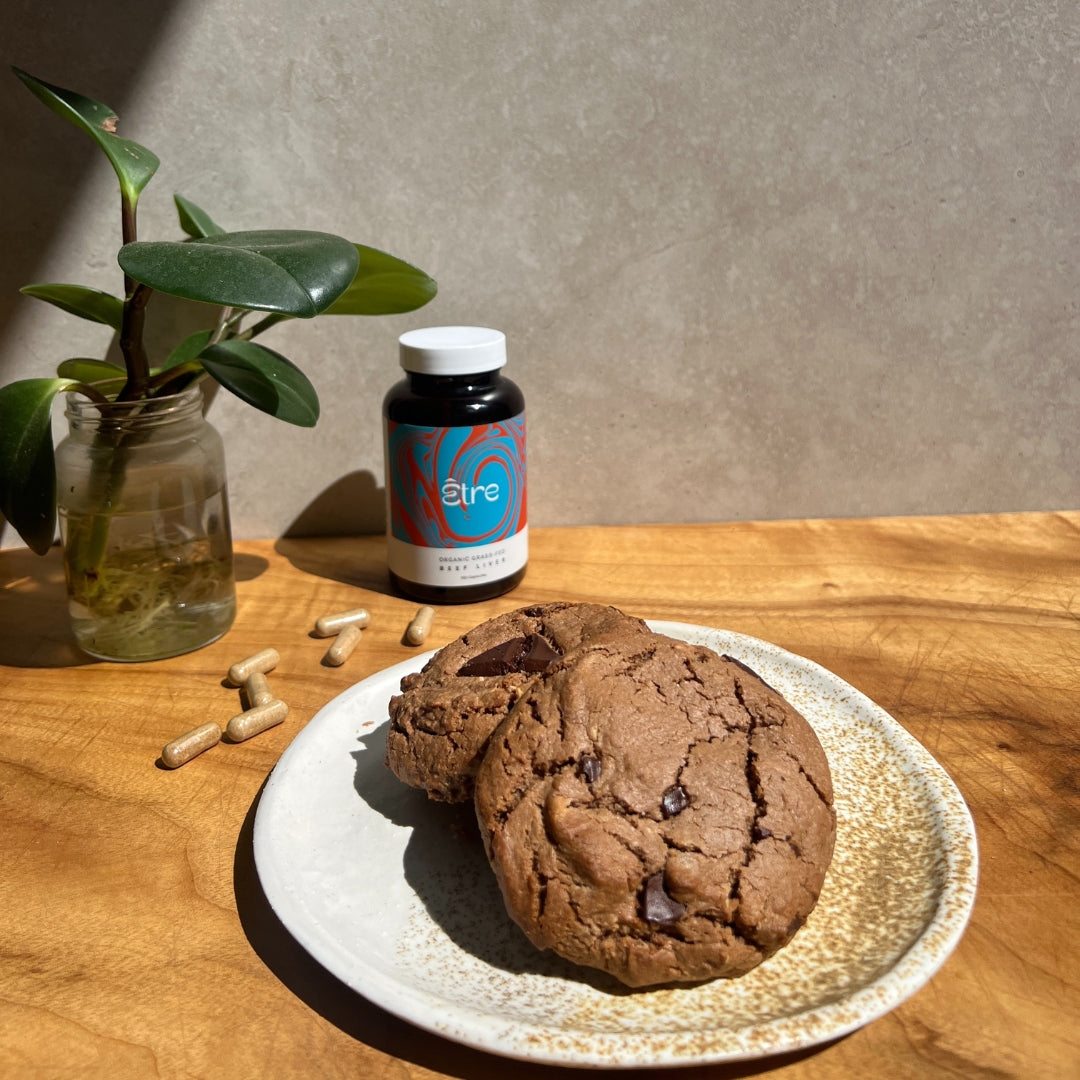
[2,513,1078,1079]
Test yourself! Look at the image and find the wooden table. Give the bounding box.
[2,513,1078,1079]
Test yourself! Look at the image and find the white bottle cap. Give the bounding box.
[398,325,507,376]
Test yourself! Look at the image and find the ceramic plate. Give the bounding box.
[252,622,978,1068]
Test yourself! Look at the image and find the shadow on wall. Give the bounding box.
[1,0,186,548]
[275,470,392,594]
[1,1,186,365]
[282,470,386,538]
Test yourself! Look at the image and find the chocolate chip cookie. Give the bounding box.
[473,637,836,987]
[384,602,652,802]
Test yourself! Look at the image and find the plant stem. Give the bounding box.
[243,312,288,340]
[117,282,152,399]
[117,192,152,401]
[64,403,138,579]
[208,306,238,347]
[66,382,112,406]
[144,364,206,395]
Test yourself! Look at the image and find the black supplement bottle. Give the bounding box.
[383,326,527,603]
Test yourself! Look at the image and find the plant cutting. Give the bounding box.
[0,68,436,661]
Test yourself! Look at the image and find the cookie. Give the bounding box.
[384,602,652,802]
[473,637,836,987]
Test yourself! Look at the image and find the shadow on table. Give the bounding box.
[274,535,395,596]
[233,552,272,582]
[0,545,88,668]
[233,756,842,1080]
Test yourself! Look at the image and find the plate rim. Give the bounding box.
[252,622,978,1068]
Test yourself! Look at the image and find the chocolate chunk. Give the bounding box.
[519,634,561,671]
[641,871,686,925]
[458,638,526,676]
[458,634,561,676]
[660,784,689,818]
[754,824,774,840]
[580,756,602,783]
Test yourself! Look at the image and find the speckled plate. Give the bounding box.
[253,622,977,1068]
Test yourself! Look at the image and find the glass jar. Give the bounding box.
[55,386,236,661]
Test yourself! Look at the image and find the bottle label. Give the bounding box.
[385,413,527,586]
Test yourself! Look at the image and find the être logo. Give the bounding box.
[441,479,501,508]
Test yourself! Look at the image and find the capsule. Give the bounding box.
[314,607,370,638]
[161,721,222,769]
[244,670,274,708]
[405,605,435,646]
[325,622,363,666]
[225,699,289,742]
[227,647,280,686]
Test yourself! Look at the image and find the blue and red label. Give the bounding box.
[385,414,527,585]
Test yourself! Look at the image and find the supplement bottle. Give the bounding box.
[383,326,527,603]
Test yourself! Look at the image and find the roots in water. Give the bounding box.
[62,503,235,662]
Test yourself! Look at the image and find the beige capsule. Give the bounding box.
[325,622,363,666]
[314,607,370,638]
[244,670,274,708]
[227,647,280,686]
[405,605,435,646]
[161,721,222,769]
[225,699,289,742]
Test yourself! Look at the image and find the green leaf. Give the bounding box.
[118,230,360,318]
[199,340,319,426]
[20,283,125,331]
[174,193,225,238]
[323,244,438,315]
[147,330,213,397]
[56,357,125,382]
[0,377,78,554]
[158,329,214,372]
[12,67,159,205]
